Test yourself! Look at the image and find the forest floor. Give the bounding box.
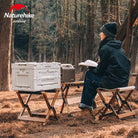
[0,74,138,138]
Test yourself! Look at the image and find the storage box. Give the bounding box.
[61,64,75,83]
[12,62,61,91]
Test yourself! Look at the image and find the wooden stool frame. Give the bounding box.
[96,86,136,120]
[16,89,59,125]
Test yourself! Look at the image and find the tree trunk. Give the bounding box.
[43,46,46,62]
[80,0,87,62]
[86,0,95,60]
[86,0,91,59]
[110,0,116,22]
[116,0,121,25]
[56,0,64,63]
[69,35,73,64]
[91,0,95,59]
[72,43,75,65]
[68,0,72,64]
[39,47,42,62]
[57,37,64,63]
[55,0,58,62]
[28,0,33,61]
[0,0,13,91]
[130,25,138,73]
[11,23,15,63]
[101,0,109,25]
[66,0,69,63]
[136,74,138,90]
[74,0,79,69]
[11,0,15,63]
[79,0,83,62]
[53,41,56,62]
[124,0,134,57]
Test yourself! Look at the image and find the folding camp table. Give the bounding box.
[16,89,60,125]
[96,86,136,119]
[60,81,84,116]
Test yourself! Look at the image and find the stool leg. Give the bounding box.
[42,90,59,125]
[44,107,53,125]
[16,92,32,116]
[117,90,136,118]
[42,92,51,110]
[99,90,119,119]
[118,90,134,112]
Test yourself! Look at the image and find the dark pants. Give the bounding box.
[79,70,102,110]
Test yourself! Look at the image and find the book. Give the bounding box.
[79,60,98,67]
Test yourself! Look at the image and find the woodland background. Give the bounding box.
[0,0,138,90]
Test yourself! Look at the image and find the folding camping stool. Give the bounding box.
[96,86,136,120]
[16,89,60,125]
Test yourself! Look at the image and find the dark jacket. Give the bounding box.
[94,37,130,89]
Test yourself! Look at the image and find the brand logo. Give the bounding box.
[9,4,29,14]
[4,4,34,23]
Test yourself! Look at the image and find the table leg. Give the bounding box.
[60,86,69,114]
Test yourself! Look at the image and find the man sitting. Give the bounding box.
[79,22,130,112]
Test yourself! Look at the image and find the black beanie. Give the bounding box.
[100,22,117,38]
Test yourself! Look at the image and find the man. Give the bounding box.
[79,22,130,112]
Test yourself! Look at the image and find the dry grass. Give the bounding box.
[111,127,127,136]
[127,126,138,138]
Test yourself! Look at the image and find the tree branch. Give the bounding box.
[116,1,138,41]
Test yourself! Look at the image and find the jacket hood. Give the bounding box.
[106,40,122,49]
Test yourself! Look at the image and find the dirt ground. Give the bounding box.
[0,75,138,138]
